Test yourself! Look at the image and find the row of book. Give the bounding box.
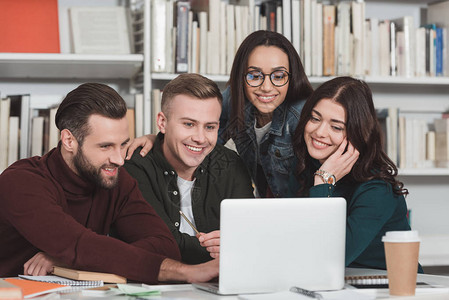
[0,94,145,173]
[148,89,449,170]
[149,89,449,170]
[2,92,448,173]
[0,95,60,173]
[290,0,448,77]
[151,0,449,78]
[378,109,449,170]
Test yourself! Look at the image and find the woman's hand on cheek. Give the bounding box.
[319,138,360,183]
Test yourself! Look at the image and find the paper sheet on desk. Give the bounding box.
[109,284,161,297]
[142,283,193,291]
[238,290,374,299]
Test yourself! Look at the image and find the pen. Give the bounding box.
[179,210,200,235]
[290,286,323,299]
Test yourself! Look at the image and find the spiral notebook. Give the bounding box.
[19,275,103,287]
[345,275,389,289]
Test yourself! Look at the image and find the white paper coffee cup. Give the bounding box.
[382,230,420,243]
[383,230,420,296]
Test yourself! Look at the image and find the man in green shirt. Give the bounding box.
[125,74,254,264]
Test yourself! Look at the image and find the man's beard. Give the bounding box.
[73,146,120,189]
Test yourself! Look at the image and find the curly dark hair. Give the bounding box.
[293,77,407,196]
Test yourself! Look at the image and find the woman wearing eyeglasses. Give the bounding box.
[127,30,313,198]
[219,30,313,197]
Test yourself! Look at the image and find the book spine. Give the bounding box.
[323,5,335,76]
[390,21,397,76]
[151,0,167,72]
[198,11,208,74]
[282,0,291,41]
[0,98,11,172]
[175,1,190,73]
[8,117,19,166]
[436,27,443,76]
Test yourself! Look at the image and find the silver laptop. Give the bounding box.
[194,197,346,295]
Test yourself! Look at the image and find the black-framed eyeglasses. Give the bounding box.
[244,70,291,87]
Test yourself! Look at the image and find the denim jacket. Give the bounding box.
[218,87,305,197]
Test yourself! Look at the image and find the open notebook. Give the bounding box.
[19,275,103,287]
[19,266,126,286]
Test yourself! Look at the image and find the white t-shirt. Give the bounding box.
[254,120,272,145]
[177,176,197,236]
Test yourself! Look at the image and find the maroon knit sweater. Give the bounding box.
[0,146,181,283]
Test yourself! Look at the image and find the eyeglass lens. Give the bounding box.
[245,70,289,87]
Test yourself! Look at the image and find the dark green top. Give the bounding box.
[288,170,422,272]
[124,133,254,264]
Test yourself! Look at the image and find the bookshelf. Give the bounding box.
[0,53,143,79]
[0,0,146,93]
[0,0,147,170]
[1,0,448,267]
[145,0,449,268]
[399,168,449,176]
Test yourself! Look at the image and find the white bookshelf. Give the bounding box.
[151,73,230,83]
[0,0,147,168]
[309,76,449,85]
[399,168,449,176]
[0,0,144,89]
[364,76,449,85]
[347,1,449,266]
[368,0,449,267]
[0,53,143,79]
[1,0,449,267]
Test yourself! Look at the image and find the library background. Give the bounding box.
[0,0,448,273]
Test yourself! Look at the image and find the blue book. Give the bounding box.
[436,27,444,76]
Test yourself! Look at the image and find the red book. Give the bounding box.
[0,0,60,53]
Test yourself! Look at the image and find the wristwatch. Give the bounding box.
[314,169,336,185]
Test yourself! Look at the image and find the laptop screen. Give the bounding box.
[217,197,346,294]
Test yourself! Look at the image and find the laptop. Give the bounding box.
[194,197,346,295]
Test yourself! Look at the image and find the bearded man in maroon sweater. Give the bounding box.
[0,83,218,284]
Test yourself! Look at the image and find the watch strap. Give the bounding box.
[314,169,336,185]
